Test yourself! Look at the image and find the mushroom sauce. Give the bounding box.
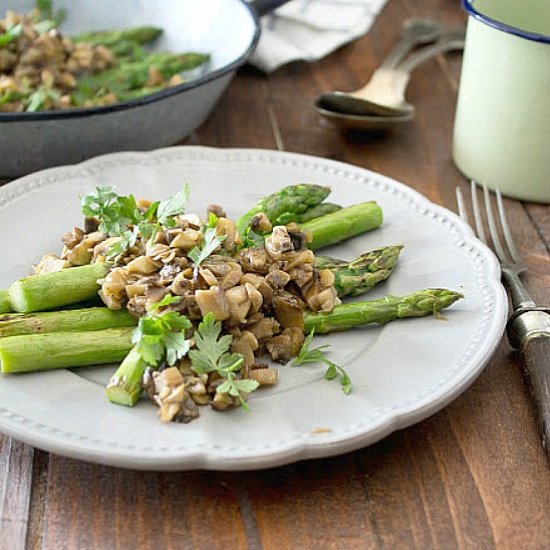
[0,8,117,111]
[36,200,341,422]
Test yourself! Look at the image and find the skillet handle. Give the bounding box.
[249,0,292,17]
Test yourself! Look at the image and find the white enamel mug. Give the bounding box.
[453,0,550,203]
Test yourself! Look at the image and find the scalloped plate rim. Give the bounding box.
[0,146,508,471]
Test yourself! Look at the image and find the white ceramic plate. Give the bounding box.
[0,147,507,471]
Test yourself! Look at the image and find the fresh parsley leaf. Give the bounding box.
[84,187,141,231]
[136,332,164,365]
[206,212,219,228]
[324,362,352,394]
[116,195,141,222]
[232,379,260,394]
[217,352,245,373]
[157,184,190,226]
[81,186,117,217]
[242,227,265,249]
[216,379,234,395]
[36,0,53,17]
[26,86,60,112]
[293,329,329,364]
[33,19,57,34]
[136,221,159,243]
[216,377,258,411]
[189,312,258,410]
[189,313,232,373]
[159,311,192,334]
[35,0,66,25]
[131,299,192,367]
[164,331,191,366]
[81,186,136,236]
[105,228,137,259]
[293,329,352,395]
[144,201,160,221]
[82,185,192,257]
[188,227,226,266]
[150,294,181,311]
[0,90,26,106]
[0,23,22,47]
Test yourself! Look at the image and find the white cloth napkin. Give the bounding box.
[249,0,389,72]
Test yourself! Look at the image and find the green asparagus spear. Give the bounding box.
[0,241,396,335]
[72,26,163,48]
[1,242,393,319]
[106,296,192,407]
[236,184,331,237]
[0,247,399,335]
[72,26,163,59]
[72,52,210,105]
[315,246,402,298]
[302,201,383,250]
[9,262,109,313]
[303,288,463,334]
[0,290,11,314]
[274,202,342,226]
[102,288,461,406]
[105,346,147,406]
[0,307,136,337]
[0,289,462,383]
[0,328,134,373]
[0,291,104,315]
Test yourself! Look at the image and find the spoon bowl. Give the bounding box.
[315,102,414,131]
[318,27,466,119]
[316,18,441,118]
[316,30,466,129]
[318,74,415,118]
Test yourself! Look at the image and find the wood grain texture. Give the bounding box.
[1,0,550,548]
[37,460,252,550]
[0,436,34,550]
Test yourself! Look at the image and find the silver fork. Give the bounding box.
[456,181,550,459]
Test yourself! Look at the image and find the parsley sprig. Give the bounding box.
[293,329,352,394]
[0,23,22,47]
[0,2,65,48]
[188,222,226,267]
[189,313,259,410]
[80,184,189,258]
[81,186,143,235]
[36,0,67,26]
[132,295,192,367]
[242,227,265,249]
[157,186,190,227]
[26,85,61,112]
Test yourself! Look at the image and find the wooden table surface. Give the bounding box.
[2,0,550,548]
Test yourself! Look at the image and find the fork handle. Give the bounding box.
[511,310,550,460]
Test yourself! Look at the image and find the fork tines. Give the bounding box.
[456,181,521,268]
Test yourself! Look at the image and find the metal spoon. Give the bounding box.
[366,18,442,72]
[316,30,466,130]
[318,27,465,118]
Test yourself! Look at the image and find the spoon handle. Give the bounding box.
[397,29,466,73]
[378,19,441,70]
[378,37,421,70]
